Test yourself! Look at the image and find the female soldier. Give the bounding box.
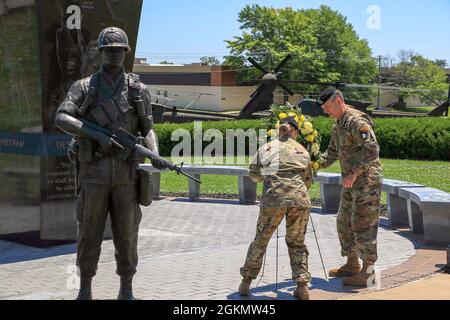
[238,116,313,300]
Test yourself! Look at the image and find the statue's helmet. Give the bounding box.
[97,27,131,52]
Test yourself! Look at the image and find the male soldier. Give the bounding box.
[55,27,165,300]
[317,87,383,287]
[239,117,313,300]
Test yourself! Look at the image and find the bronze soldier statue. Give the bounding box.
[55,27,165,300]
[317,87,383,287]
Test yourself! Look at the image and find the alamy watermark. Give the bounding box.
[66,5,81,30]
[366,265,382,290]
[66,265,80,291]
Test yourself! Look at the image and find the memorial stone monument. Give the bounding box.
[0,0,142,244]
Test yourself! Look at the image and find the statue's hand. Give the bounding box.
[98,135,124,155]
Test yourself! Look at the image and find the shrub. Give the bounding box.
[154,117,450,161]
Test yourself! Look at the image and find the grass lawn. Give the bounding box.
[157,158,450,204]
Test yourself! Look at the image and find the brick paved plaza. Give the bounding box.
[0,198,418,300]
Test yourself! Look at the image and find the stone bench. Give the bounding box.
[139,164,257,205]
[140,165,353,207]
[381,179,424,228]
[313,173,342,213]
[299,173,450,247]
[140,165,351,207]
[398,187,450,247]
[309,176,427,223]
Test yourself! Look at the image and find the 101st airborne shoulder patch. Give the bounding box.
[359,126,370,140]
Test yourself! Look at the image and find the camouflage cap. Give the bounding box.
[280,116,299,131]
[317,87,338,105]
[97,27,131,52]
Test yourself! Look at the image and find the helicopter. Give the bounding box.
[149,55,449,123]
[151,54,297,123]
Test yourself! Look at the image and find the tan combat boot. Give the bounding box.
[293,283,310,300]
[328,255,361,277]
[343,261,375,287]
[238,277,253,296]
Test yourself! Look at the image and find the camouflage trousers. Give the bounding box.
[240,207,311,284]
[337,181,381,263]
[76,183,142,278]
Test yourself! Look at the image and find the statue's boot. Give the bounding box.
[76,276,93,300]
[343,261,375,287]
[117,275,135,300]
[293,283,310,300]
[328,255,361,277]
[238,277,253,296]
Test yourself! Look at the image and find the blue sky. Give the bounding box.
[136,0,450,65]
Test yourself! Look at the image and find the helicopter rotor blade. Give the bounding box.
[279,83,295,96]
[274,54,293,74]
[248,57,269,74]
[345,83,432,92]
[250,84,265,98]
[281,79,347,87]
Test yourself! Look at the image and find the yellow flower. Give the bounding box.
[312,161,320,171]
[278,112,288,120]
[305,134,315,143]
[313,130,318,138]
[275,121,280,129]
[296,115,305,128]
[301,121,313,135]
[288,112,296,118]
[311,143,320,156]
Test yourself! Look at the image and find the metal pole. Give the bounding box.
[377,55,382,110]
[256,252,267,287]
[309,211,328,281]
[275,227,279,291]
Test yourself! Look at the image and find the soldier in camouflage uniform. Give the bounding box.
[239,117,313,300]
[317,88,383,287]
[55,27,165,300]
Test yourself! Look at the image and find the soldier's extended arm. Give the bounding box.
[249,151,264,183]
[304,164,313,191]
[318,124,339,169]
[56,113,119,145]
[349,120,380,176]
[74,118,201,183]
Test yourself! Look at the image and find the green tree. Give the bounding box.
[200,56,221,66]
[387,50,448,106]
[433,59,448,69]
[159,61,174,65]
[224,5,377,99]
